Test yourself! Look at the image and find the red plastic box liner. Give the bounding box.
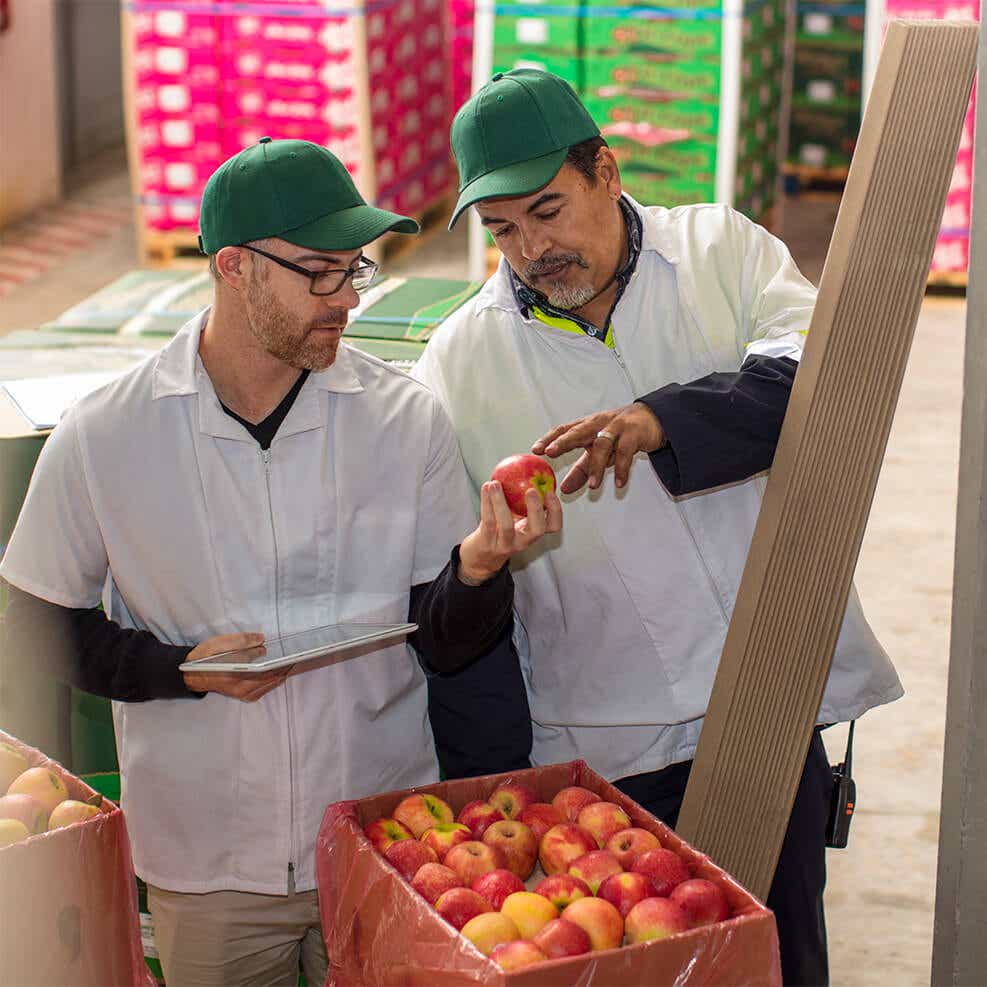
[0,730,151,986]
[317,760,782,986]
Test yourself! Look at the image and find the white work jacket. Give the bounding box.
[414,200,903,779]
[1,311,476,893]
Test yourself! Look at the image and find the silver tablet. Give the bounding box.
[178,622,418,674]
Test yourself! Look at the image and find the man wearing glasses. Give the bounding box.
[0,138,562,985]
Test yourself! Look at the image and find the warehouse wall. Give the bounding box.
[0,1,62,227]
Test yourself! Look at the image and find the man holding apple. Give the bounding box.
[0,138,561,986]
[413,70,902,986]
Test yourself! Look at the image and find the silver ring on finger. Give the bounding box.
[596,429,617,444]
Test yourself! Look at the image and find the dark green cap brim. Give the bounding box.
[448,147,568,229]
[280,202,419,251]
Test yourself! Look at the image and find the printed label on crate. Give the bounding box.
[584,55,722,96]
[139,911,159,960]
[584,16,725,57]
[585,91,720,136]
[494,14,581,50]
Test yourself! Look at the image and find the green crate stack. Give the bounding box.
[788,2,865,172]
[492,0,586,92]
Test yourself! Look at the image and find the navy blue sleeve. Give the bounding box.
[637,355,798,496]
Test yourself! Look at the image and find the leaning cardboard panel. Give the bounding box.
[0,730,151,986]
[676,19,980,900]
[317,761,781,986]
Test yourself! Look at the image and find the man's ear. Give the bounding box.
[215,246,248,290]
[596,147,623,200]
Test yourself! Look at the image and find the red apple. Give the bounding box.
[487,782,538,820]
[7,767,69,818]
[491,939,548,971]
[533,873,592,910]
[669,878,730,927]
[471,869,525,910]
[384,837,438,880]
[625,896,691,943]
[0,793,47,834]
[606,827,661,869]
[482,819,538,879]
[457,800,505,839]
[411,862,462,905]
[461,912,520,956]
[47,800,101,830]
[363,817,413,854]
[490,455,556,516]
[551,786,601,823]
[576,801,632,849]
[421,823,472,861]
[392,793,454,837]
[561,896,624,952]
[533,918,592,959]
[435,887,492,931]
[518,802,562,842]
[501,891,559,940]
[568,849,624,894]
[539,823,598,876]
[0,743,29,792]
[631,848,690,897]
[597,871,655,918]
[0,818,30,847]
[444,840,507,886]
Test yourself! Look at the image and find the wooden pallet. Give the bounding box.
[372,187,456,262]
[140,229,207,270]
[927,268,968,290]
[784,162,851,192]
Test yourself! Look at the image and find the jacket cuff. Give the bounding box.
[635,388,688,495]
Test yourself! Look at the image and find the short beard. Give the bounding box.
[522,253,594,311]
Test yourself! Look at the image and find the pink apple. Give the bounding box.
[518,802,562,842]
[625,896,691,943]
[363,817,413,854]
[490,939,548,971]
[631,848,690,897]
[576,801,632,848]
[384,837,438,880]
[0,818,30,847]
[500,891,559,940]
[444,840,507,886]
[568,849,624,894]
[552,786,601,822]
[561,896,624,952]
[670,878,731,927]
[597,871,656,918]
[482,819,538,879]
[471,869,525,910]
[421,823,472,861]
[460,912,519,956]
[47,800,101,830]
[457,799,505,839]
[538,823,598,876]
[490,455,556,516]
[435,887,492,931]
[533,918,592,959]
[533,873,592,910]
[411,863,462,905]
[487,782,538,820]
[0,743,29,792]
[0,793,47,834]
[606,827,661,869]
[7,767,69,818]
[392,793,454,837]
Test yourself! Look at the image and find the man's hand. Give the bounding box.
[458,481,563,583]
[182,632,286,702]
[532,403,666,494]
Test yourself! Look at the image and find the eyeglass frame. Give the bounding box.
[238,243,380,296]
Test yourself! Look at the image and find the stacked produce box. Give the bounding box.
[126,0,453,249]
[450,0,476,113]
[491,0,792,227]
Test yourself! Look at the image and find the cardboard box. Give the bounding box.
[492,48,584,89]
[317,761,781,985]
[494,14,582,51]
[0,731,150,986]
[584,16,724,57]
[584,92,721,137]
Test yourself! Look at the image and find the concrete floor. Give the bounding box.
[0,164,969,985]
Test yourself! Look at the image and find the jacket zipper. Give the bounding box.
[262,447,296,886]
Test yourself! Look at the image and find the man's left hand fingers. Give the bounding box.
[585,429,620,490]
[613,431,638,489]
[560,452,592,494]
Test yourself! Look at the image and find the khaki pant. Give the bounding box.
[146,883,328,987]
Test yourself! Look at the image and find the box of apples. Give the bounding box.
[0,730,150,986]
[317,761,781,985]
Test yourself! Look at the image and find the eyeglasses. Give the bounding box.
[240,244,380,296]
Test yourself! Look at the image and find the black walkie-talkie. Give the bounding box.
[826,721,856,849]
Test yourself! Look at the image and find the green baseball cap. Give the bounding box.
[448,69,600,229]
[198,137,419,254]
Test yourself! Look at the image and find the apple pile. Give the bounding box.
[363,781,732,971]
[0,742,102,847]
